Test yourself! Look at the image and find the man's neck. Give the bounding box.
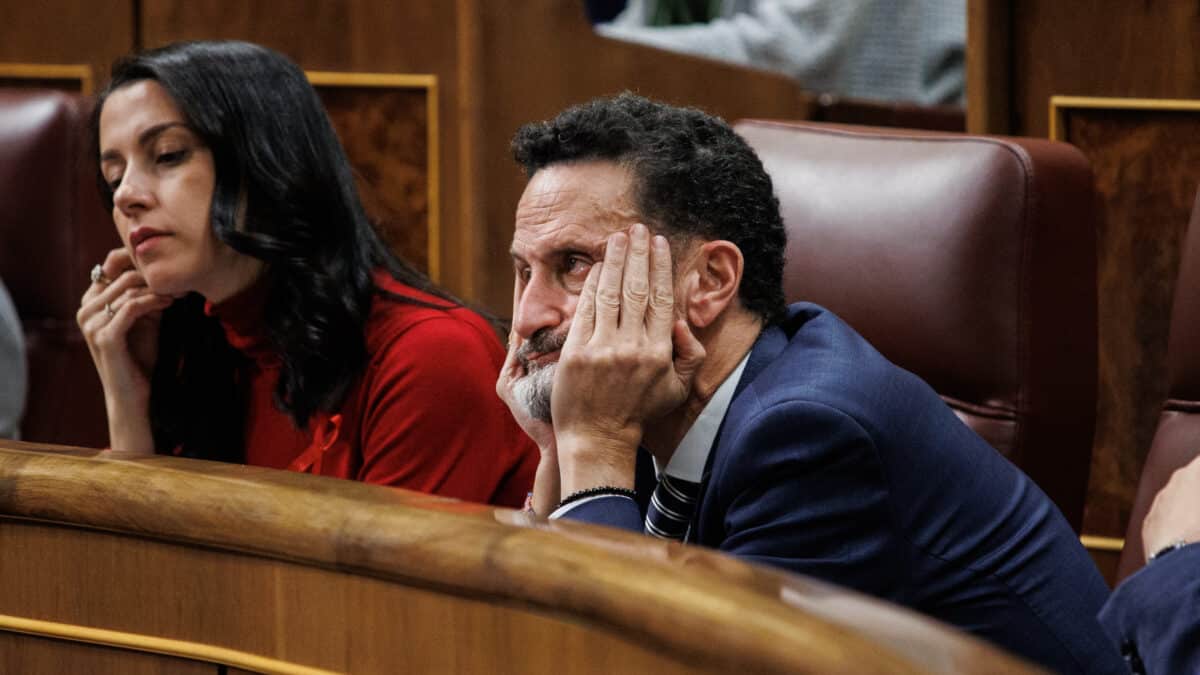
[642,310,762,466]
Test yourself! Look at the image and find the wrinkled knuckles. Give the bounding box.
[623,281,649,304]
[648,343,674,363]
[594,286,622,310]
[559,348,596,370]
[650,286,674,308]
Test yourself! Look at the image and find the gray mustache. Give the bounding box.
[517,329,567,369]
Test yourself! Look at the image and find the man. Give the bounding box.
[1100,454,1200,674]
[497,93,1122,673]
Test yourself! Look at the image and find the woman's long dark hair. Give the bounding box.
[92,40,456,460]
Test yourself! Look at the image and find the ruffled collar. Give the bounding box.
[203,278,278,366]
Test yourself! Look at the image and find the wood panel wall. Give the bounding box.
[124,0,464,292]
[0,632,217,675]
[0,1,133,88]
[135,0,808,314]
[468,1,809,314]
[2,0,811,315]
[968,0,1200,580]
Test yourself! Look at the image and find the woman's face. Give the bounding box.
[98,80,262,302]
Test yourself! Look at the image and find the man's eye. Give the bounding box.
[566,256,590,274]
[517,267,531,283]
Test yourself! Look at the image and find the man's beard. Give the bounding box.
[513,328,567,423]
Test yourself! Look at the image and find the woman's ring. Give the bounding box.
[105,303,115,318]
[91,264,110,285]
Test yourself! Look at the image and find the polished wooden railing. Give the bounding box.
[0,440,1041,674]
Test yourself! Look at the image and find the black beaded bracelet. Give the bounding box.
[556,486,636,511]
[1149,540,1190,563]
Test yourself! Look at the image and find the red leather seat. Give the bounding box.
[0,88,117,446]
[1116,188,1200,581]
[735,120,1099,532]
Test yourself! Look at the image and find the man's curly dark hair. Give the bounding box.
[512,93,787,325]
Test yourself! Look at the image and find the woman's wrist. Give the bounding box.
[105,400,155,455]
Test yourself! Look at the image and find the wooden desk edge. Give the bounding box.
[0,440,1042,675]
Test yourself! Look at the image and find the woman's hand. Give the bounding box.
[77,248,174,455]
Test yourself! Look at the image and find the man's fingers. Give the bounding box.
[496,332,522,394]
[620,223,651,331]
[671,319,706,385]
[592,231,627,336]
[646,234,675,342]
[564,262,602,350]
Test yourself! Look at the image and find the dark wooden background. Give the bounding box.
[0,0,808,316]
[969,0,1200,579]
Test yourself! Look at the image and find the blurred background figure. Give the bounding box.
[594,0,965,105]
[0,277,25,439]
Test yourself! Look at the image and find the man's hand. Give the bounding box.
[551,223,705,495]
[1143,453,1200,560]
[496,331,558,450]
[496,331,560,515]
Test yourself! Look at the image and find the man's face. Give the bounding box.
[508,160,644,422]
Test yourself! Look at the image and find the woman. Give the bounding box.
[77,40,536,507]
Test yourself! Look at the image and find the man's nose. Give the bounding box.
[512,276,568,340]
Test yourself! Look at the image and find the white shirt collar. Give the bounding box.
[654,354,751,483]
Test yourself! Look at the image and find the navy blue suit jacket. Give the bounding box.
[1099,544,1200,674]
[566,303,1123,673]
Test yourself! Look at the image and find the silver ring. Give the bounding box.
[91,264,109,285]
[105,303,115,318]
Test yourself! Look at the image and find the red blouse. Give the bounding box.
[205,273,537,508]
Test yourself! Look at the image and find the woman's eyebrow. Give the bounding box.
[99,121,189,162]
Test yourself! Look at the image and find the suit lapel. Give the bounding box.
[690,321,792,539]
[690,307,814,542]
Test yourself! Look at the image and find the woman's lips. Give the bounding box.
[134,234,167,256]
[130,229,168,257]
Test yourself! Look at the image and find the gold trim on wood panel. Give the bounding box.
[306,71,440,281]
[1049,95,1200,141]
[306,72,435,90]
[1081,534,1125,553]
[0,615,339,675]
[0,63,93,96]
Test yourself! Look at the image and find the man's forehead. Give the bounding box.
[512,161,640,257]
[510,219,615,260]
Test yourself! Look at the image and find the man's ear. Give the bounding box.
[681,240,743,329]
